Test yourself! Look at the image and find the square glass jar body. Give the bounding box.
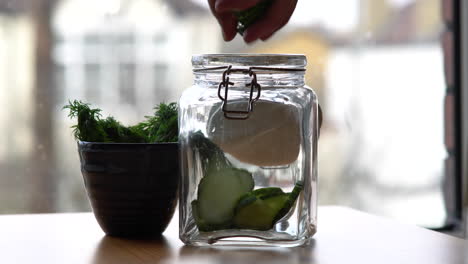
[178,54,318,247]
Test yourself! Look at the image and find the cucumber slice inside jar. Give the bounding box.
[233,182,304,231]
[188,131,304,232]
[234,193,289,230]
[273,181,304,223]
[252,187,285,200]
[195,167,254,231]
[235,168,255,192]
[191,200,214,232]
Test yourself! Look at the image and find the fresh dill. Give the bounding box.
[63,100,178,143]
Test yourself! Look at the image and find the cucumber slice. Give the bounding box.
[234,193,289,230]
[192,200,229,232]
[273,181,304,223]
[233,182,304,231]
[252,187,285,199]
[235,0,273,35]
[234,187,285,213]
[235,168,255,192]
[191,200,210,231]
[196,167,254,229]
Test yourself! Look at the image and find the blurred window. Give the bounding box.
[119,63,136,105]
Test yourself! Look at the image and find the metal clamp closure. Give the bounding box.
[217,65,261,120]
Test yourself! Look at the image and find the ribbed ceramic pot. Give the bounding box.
[78,141,179,238]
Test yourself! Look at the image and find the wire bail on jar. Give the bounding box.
[217,65,261,120]
[194,65,306,120]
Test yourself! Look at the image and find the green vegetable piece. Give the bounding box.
[252,187,285,200]
[191,200,206,230]
[235,0,273,35]
[273,181,304,223]
[235,192,258,211]
[233,182,304,231]
[191,200,222,232]
[188,131,231,172]
[196,167,254,230]
[234,193,289,230]
[237,168,255,192]
[234,187,285,214]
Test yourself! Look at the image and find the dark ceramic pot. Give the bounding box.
[78,141,179,238]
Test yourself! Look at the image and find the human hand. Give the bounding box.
[208,0,298,43]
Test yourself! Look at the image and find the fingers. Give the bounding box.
[219,13,238,41]
[208,0,238,41]
[209,0,297,43]
[243,0,297,43]
[215,0,264,12]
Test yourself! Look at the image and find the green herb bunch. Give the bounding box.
[63,100,178,143]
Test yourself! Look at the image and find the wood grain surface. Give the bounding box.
[0,206,465,264]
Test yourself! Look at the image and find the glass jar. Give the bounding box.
[178,54,318,247]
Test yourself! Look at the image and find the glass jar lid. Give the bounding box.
[192,54,307,71]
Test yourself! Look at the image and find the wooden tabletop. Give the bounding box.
[0,206,465,264]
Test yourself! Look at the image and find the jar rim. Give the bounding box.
[192,54,307,69]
